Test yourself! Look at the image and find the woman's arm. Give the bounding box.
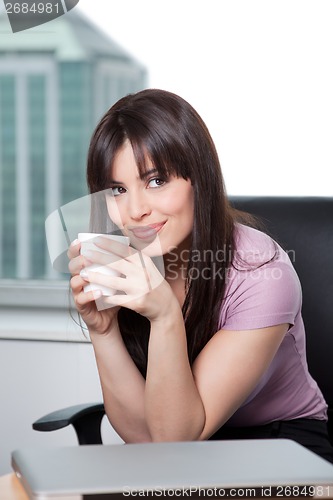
[145,305,206,441]
[69,239,152,443]
[96,318,287,443]
[90,327,152,443]
[145,310,288,441]
[193,323,288,440]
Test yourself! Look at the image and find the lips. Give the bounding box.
[129,222,166,240]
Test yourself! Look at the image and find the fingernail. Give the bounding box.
[80,269,88,279]
[71,239,80,247]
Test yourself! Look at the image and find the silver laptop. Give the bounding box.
[11,439,333,499]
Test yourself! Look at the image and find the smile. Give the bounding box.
[129,222,166,240]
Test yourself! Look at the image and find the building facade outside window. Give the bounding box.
[0,9,147,280]
[0,9,147,339]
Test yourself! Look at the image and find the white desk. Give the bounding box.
[9,440,333,499]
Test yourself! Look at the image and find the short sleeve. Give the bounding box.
[219,226,302,331]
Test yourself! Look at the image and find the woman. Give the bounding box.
[68,89,333,462]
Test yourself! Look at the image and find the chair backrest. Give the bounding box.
[229,196,333,437]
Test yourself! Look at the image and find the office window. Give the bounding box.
[0,75,17,278]
[60,62,90,207]
[0,12,147,340]
[29,74,47,278]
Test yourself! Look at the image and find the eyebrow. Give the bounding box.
[109,168,158,185]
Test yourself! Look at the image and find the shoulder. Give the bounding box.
[233,223,277,267]
[220,224,302,331]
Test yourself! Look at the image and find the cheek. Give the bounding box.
[158,196,178,214]
[177,189,194,222]
[162,187,194,218]
[106,198,123,227]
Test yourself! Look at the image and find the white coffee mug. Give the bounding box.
[78,233,130,296]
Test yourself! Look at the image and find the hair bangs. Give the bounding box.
[127,129,191,183]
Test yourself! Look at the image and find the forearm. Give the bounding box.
[90,326,152,443]
[145,308,206,441]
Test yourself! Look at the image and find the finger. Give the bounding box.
[70,275,103,307]
[80,269,136,295]
[75,289,103,307]
[136,252,164,289]
[103,252,158,290]
[81,248,128,268]
[80,250,142,279]
[67,239,81,259]
[68,254,92,276]
[70,274,87,293]
[70,275,100,303]
[102,293,137,308]
[94,236,135,258]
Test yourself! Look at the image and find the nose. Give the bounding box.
[128,190,152,221]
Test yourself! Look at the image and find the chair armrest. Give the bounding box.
[32,402,105,445]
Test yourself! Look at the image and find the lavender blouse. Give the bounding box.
[218,224,327,426]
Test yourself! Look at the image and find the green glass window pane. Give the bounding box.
[28,74,46,278]
[0,75,17,278]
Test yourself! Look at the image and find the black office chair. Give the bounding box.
[33,196,333,445]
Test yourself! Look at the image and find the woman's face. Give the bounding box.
[105,140,194,257]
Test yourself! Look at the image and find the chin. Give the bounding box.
[127,231,165,255]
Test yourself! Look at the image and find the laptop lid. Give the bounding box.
[11,439,333,499]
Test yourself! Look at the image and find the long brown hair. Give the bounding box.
[87,89,237,377]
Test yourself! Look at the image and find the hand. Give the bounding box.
[68,239,120,335]
[79,236,180,323]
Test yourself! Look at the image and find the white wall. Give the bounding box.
[77,0,333,197]
[0,339,122,475]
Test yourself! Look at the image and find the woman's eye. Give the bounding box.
[148,178,165,188]
[110,186,126,196]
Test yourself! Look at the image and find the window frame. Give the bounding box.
[0,279,89,342]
